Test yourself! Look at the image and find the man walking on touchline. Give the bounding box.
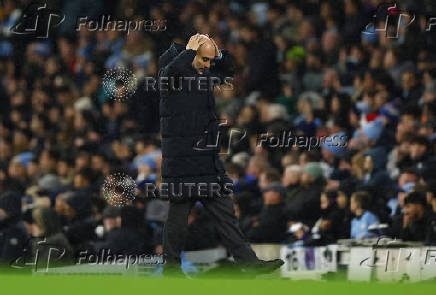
[158,33,283,275]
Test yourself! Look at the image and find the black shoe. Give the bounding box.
[241,259,284,274]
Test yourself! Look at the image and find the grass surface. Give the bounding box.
[1,274,435,295]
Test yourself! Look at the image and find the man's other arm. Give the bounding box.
[211,50,235,83]
[160,49,197,77]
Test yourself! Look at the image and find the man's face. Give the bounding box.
[320,193,329,210]
[262,191,282,205]
[283,168,300,187]
[350,197,358,213]
[259,173,268,189]
[404,203,418,219]
[300,172,313,186]
[363,155,373,172]
[337,192,348,209]
[410,143,426,159]
[0,208,8,221]
[91,156,104,171]
[74,174,89,189]
[402,72,416,90]
[398,172,416,187]
[103,217,117,233]
[192,42,215,75]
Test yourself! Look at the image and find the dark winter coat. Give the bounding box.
[158,42,235,201]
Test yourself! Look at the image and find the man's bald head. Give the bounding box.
[198,38,216,55]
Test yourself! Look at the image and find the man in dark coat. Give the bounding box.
[246,182,287,243]
[0,191,29,263]
[284,162,324,227]
[62,192,97,255]
[158,34,283,274]
[391,192,429,242]
[94,206,153,255]
[426,193,436,245]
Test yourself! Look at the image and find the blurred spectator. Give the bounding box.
[350,191,380,239]
[31,207,73,264]
[282,164,303,204]
[392,192,430,242]
[0,191,28,262]
[284,162,324,226]
[305,190,347,246]
[62,192,97,254]
[426,187,436,245]
[95,205,153,255]
[247,182,286,243]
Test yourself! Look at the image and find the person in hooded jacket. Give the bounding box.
[304,190,346,246]
[62,192,97,256]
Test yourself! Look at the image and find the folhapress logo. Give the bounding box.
[363,2,415,38]
[10,2,65,39]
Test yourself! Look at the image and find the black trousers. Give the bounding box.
[163,196,259,264]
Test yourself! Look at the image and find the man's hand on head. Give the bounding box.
[186,33,209,51]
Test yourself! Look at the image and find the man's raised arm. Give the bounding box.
[160,34,208,77]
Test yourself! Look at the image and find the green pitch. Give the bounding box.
[1,274,435,295]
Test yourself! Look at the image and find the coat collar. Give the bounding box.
[171,42,186,53]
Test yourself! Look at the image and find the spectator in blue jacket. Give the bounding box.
[350,191,380,239]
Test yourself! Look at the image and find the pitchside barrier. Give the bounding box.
[279,240,436,282]
[31,240,436,281]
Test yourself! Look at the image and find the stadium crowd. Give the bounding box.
[1,0,436,264]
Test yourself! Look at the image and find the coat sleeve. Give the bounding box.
[160,49,197,77]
